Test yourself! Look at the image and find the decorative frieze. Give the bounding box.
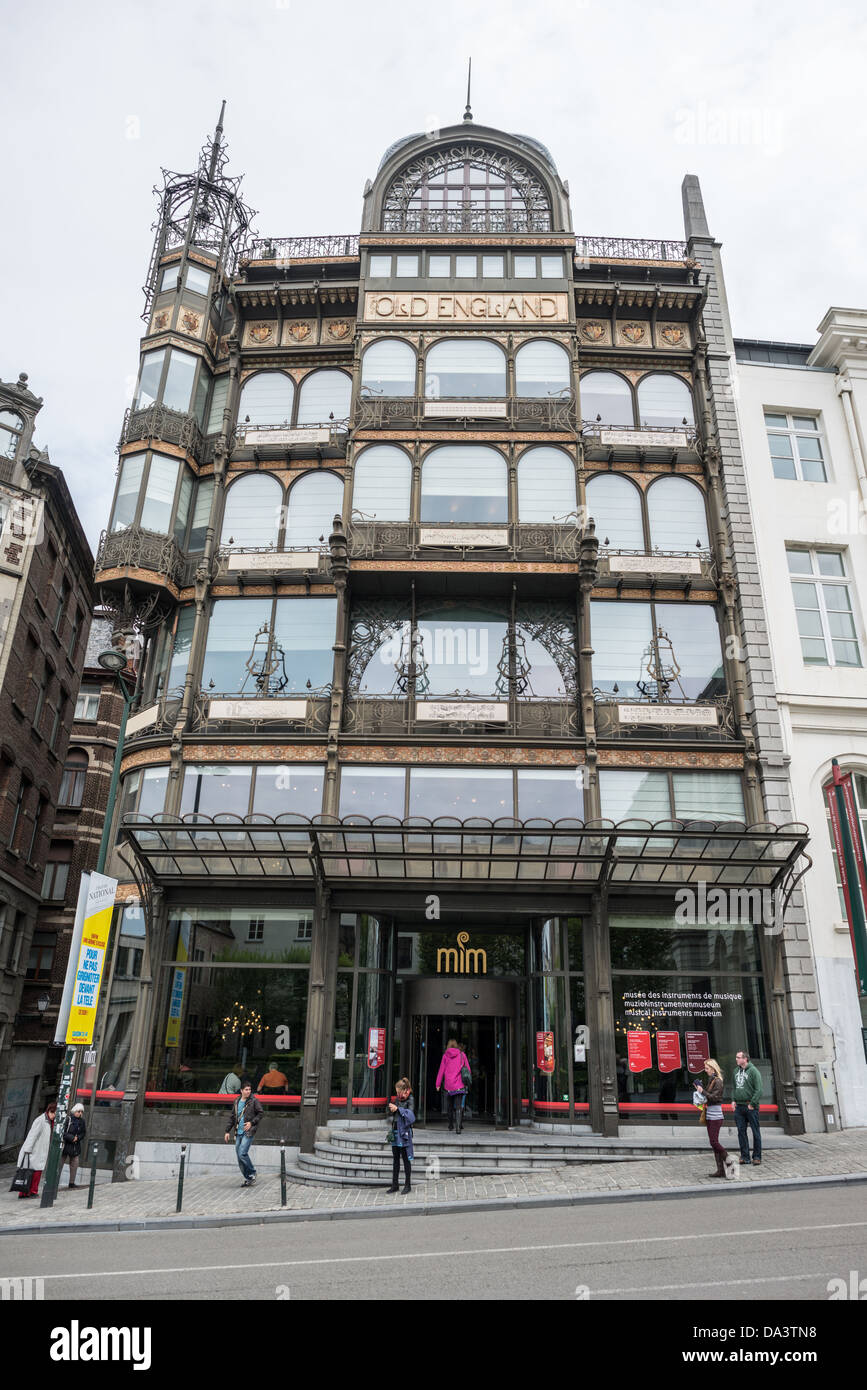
[363,292,570,324]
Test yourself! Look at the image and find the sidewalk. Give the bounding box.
[2,1129,865,1235]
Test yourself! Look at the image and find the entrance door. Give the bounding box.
[411,1015,512,1126]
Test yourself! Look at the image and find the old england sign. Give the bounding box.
[364,291,570,324]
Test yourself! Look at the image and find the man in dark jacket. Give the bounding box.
[732,1050,763,1165]
[224,1081,263,1186]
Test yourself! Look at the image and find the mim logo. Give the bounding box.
[436,931,487,975]
[50,1321,152,1372]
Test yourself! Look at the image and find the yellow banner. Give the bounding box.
[65,874,117,1046]
[165,920,190,1049]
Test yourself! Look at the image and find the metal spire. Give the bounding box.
[207,99,227,181]
[463,58,473,122]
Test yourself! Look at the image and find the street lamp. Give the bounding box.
[97,646,128,674]
[37,992,50,1019]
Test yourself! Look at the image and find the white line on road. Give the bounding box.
[592,1271,840,1296]
[6,1218,867,1284]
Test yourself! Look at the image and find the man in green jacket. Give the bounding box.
[733,1050,763,1165]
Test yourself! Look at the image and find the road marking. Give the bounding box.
[592,1271,840,1296]
[7,1219,867,1283]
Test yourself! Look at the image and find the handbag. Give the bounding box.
[385,1127,397,1145]
[460,1064,471,1087]
[10,1156,31,1193]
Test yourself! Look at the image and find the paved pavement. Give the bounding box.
[2,1128,865,1235]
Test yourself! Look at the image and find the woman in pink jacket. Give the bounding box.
[435,1038,471,1133]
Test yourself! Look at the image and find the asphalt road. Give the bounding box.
[2,1186,865,1302]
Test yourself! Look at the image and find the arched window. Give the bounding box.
[0,410,24,460]
[352,446,412,520]
[517,448,576,521]
[59,750,88,807]
[285,472,344,548]
[647,477,709,551]
[361,341,416,397]
[515,341,571,398]
[238,372,295,429]
[382,146,552,233]
[221,473,283,549]
[580,372,634,427]
[297,370,352,426]
[425,340,506,399]
[586,474,644,549]
[637,373,695,428]
[421,446,508,524]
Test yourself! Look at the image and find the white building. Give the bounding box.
[735,311,867,1127]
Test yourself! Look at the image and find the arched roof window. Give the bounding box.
[383,144,551,234]
[297,370,352,427]
[286,472,344,548]
[361,341,416,397]
[221,473,283,550]
[238,372,295,430]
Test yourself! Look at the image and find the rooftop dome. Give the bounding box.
[376,126,558,176]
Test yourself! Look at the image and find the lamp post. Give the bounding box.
[39,644,134,1208]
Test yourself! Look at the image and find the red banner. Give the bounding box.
[685,1030,710,1073]
[366,1027,386,1070]
[536,1031,555,1073]
[626,1030,652,1073]
[656,1030,682,1073]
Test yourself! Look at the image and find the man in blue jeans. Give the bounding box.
[224,1081,263,1185]
[732,1050,763,1165]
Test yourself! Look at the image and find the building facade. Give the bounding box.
[91,111,825,1161]
[0,375,96,1154]
[735,317,867,1126]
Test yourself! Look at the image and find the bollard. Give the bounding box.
[176,1143,187,1213]
[86,1143,98,1210]
[280,1141,287,1207]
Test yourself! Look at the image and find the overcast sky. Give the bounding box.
[2,0,866,553]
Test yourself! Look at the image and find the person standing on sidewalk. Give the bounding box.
[224,1081,263,1186]
[435,1038,471,1134]
[694,1058,728,1178]
[385,1078,415,1195]
[733,1049,763,1166]
[15,1100,57,1198]
[61,1103,87,1190]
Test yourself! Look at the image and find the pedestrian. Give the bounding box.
[16,1100,57,1199]
[61,1103,87,1190]
[733,1049,763,1166]
[218,1069,242,1094]
[435,1037,471,1134]
[385,1077,415,1195]
[224,1080,263,1186]
[257,1061,288,1094]
[694,1058,728,1178]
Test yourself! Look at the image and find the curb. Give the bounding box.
[3,1169,866,1237]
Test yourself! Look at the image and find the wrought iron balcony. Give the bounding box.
[242,231,689,266]
[582,421,701,463]
[191,692,331,734]
[342,696,580,738]
[96,526,188,590]
[120,403,204,460]
[355,393,579,431]
[247,235,360,261]
[383,207,552,235]
[597,547,718,588]
[347,517,583,564]
[123,697,183,745]
[593,694,737,741]
[576,236,688,262]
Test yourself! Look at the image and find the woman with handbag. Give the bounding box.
[61,1103,87,1190]
[694,1058,729,1177]
[435,1038,472,1134]
[385,1078,415,1195]
[14,1100,57,1199]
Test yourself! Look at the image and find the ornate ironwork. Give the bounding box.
[516,601,580,700]
[123,697,184,745]
[385,207,553,234]
[355,394,578,431]
[575,236,688,262]
[96,526,188,590]
[120,403,204,460]
[599,547,717,585]
[355,396,418,430]
[346,600,407,694]
[514,519,583,562]
[342,697,410,735]
[515,699,580,737]
[593,694,737,741]
[192,692,331,734]
[247,235,360,261]
[383,145,552,233]
[347,517,413,560]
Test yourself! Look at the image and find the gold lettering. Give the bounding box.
[523,296,540,319]
[471,296,486,317]
[376,296,393,317]
[454,295,471,318]
[436,947,459,973]
[411,296,428,317]
[438,295,453,318]
[540,296,558,318]
[464,948,487,974]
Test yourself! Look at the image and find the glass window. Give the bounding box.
[185,264,211,296]
[425,340,506,398]
[162,349,199,414]
[180,765,253,817]
[252,764,325,817]
[409,767,513,820]
[429,255,450,277]
[368,255,391,277]
[655,604,725,700]
[173,470,193,548]
[160,265,179,292]
[637,373,695,428]
[786,547,862,666]
[188,478,214,551]
[421,446,508,523]
[455,255,476,276]
[349,602,409,695]
[416,603,508,698]
[75,686,100,721]
[352,446,412,520]
[272,597,338,692]
[647,477,709,551]
[482,255,504,277]
[591,601,653,696]
[580,371,634,427]
[138,766,170,817]
[203,598,273,694]
[516,602,576,698]
[514,255,536,278]
[586,474,644,549]
[361,341,416,397]
[517,769,583,821]
[296,370,352,426]
[238,372,295,429]
[672,772,744,821]
[395,255,418,277]
[110,454,145,531]
[206,376,229,435]
[515,340,571,398]
[59,751,87,806]
[139,454,179,534]
[221,473,283,549]
[41,861,69,900]
[339,766,406,818]
[517,447,576,521]
[610,913,761,972]
[600,770,671,821]
[168,606,196,692]
[285,472,344,548]
[133,350,166,411]
[540,255,563,278]
[0,410,24,459]
[765,411,827,482]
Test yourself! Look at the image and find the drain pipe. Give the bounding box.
[836,375,867,513]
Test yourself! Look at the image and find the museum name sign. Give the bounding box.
[364,292,570,324]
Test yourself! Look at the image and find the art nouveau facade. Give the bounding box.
[90,111,825,1162]
[735,317,867,1126]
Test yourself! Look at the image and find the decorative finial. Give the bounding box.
[207,99,227,181]
[463,57,473,122]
